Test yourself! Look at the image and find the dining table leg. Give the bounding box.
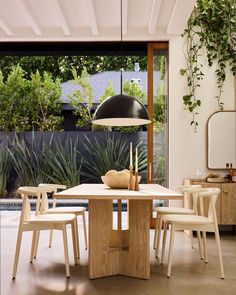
[88,198,150,279]
[121,200,150,279]
[89,199,118,278]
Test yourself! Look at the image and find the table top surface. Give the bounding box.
[54,183,183,200]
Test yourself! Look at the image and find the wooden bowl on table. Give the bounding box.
[101,169,141,189]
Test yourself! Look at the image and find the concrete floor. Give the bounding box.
[1,211,236,295]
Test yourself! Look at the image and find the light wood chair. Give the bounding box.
[153,184,202,258]
[12,186,79,279]
[160,187,224,279]
[38,183,87,255]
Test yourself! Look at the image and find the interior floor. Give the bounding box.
[1,211,236,295]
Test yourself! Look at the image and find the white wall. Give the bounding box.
[168,36,235,205]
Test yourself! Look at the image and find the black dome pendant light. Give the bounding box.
[92,0,151,127]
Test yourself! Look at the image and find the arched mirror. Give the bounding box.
[207,110,236,169]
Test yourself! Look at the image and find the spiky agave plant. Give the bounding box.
[44,135,82,188]
[81,132,147,182]
[0,147,12,197]
[9,132,51,187]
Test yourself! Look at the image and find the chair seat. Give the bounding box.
[163,214,211,224]
[45,206,86,214]
[155,206,193,215]
[30,213,76,223]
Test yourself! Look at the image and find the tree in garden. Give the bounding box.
[122,80,146,103]
[99,82,116,103]
[0,65,30,131]
[68,67,94,128]
[28,71,63,131]
[0,65,63,131]
[153,84,165,131]
[0,55,147,82]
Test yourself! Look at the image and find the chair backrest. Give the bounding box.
[38,183,67,212]
[17,186,52,221]
[177,185,202,213]
[38,183,67,192]
[185,187,221,223]
[198,188,221,223]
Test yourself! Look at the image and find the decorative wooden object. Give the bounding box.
[128,166,134,190]
[134,171,140,191]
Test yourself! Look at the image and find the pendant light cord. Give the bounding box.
[120,0,123,95]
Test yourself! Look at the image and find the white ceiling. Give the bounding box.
[0,0,197,42]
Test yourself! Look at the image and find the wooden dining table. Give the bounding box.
[54,183,183,279]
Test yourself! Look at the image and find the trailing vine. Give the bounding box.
[181,0,236,131]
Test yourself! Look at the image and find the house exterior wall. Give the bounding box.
[168,36,235,206]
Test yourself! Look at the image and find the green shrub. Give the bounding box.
[0,148,12,197]
[0,66,63,131]
[27,71,63,131]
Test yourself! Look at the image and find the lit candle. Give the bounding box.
[130,142,132,167]
[135,147,138,172]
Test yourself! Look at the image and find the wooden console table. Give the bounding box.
[55,183,182,279]
[185,179,236,225]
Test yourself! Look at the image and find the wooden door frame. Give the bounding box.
[147,42,169,227]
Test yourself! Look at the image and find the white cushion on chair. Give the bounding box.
[155,207,193,214]
[162,214,210,224]
[45,206,86,214]
[30,213,76,223]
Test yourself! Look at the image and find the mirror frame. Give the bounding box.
[207,110,236,170]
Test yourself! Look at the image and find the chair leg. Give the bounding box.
[71,221,79,265]
[74,218,80,259]
[161,221,168,265]
[12,230,23,279]
[30,231,37,263]
[190,230,194,249]
[49,229,53,248]
[62,224,70,278]
[33,231,40,259]
[82,212,88,250]
[153,214,158,249]
[196,231,204,260]
[167,224,175,278]
[155,215,163,258]
[202,231,208,263]
[214,228,225,279]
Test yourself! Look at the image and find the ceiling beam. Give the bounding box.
[0,18,13,36]
[167,0,196,34]
[86,0,98,36]
[149,0,162,35]
[22,0,42,36]
[51,0,71,36]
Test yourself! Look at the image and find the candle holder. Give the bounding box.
[128,166,134,190]
[134,171,139,191]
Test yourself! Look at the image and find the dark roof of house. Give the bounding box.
[61,71,161,104]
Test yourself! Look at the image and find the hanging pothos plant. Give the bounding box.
[180,0,236,131]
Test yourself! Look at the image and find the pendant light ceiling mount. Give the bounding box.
[92,0,151,127]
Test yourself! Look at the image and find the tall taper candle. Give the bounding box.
[135,147,138,172]
[130,142,132,167]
